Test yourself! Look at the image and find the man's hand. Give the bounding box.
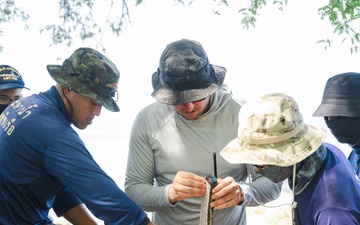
[168,171,206,204]
[210,177,243,210]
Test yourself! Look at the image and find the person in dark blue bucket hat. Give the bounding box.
[313,72,360,176]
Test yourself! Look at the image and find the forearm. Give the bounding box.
[239,166,282,206]
[126,126,172,211]
[62,204,98,225]
[125,182,172,212]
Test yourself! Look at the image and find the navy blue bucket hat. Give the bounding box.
[0,65,29,91]
[313,72,360,117]
[151,39,226,105]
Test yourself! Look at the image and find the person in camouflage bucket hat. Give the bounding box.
[0,47,153,225]
[151,38,226,105]
[124,39,282,225]
[221,93,360,225]
[47,47,120,112]
[221,93,326,167]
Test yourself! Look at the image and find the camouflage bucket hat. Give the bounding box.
[313,72,360,117]
[220,93,326,167]
[47,47,120,112]
[0,65,30,90]
[151,39,226,105]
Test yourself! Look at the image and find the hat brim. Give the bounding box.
[313,103,360,117]
[0,83,30,91]
[47,65,120,112]
[220,125,327,167]
[151,64,226,105]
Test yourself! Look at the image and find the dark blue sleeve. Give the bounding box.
[348,150,360,176]
[45,131,150,225]
[313,207,360,225]
[52,185,82,216]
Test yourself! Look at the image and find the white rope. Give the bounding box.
[246,164,297,224]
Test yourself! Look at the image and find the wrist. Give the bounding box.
[237,185,244,205]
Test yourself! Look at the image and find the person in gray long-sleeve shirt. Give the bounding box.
[125,39,282,225]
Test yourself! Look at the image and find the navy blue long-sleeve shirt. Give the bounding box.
[0,86,149,225]
[294,143,360,225]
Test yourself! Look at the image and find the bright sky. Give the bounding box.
[0,0,358,186]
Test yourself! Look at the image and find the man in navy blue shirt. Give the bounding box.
[0,65,29,114]
[0,65,62,223]
[0,48,153,225]
[221,93,360,225]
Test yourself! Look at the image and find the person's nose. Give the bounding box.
[8,99,16,104]
[92,105,102,116]
[183,102,195,111]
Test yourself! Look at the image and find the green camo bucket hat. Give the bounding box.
[151,39,226,105]
[47,47,120,112]
[220,93,326,167]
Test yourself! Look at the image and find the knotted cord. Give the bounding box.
[246,164,297,224]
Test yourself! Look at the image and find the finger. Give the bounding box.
[212,194,239,210]
[169,183,206,203]
[173,182,206,195]
[169,174,207,203]
[211,188,242,210]
[211,177,232,193]
[177,171,206,183]
[175,171,206,189]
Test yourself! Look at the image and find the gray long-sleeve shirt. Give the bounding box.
[125,89,282,225]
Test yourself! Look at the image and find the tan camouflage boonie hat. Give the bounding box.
[47,47,120,112]
[220,93,326,167]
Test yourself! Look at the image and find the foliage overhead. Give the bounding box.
[1,0,360,53]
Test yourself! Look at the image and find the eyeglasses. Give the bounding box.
[0,96,21,105]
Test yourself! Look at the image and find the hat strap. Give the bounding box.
[239,121,304,145]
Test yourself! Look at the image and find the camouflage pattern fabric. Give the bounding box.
[220,93,326,167]
[47,47,120,112]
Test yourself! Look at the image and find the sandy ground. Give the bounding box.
[51,205,292,225]
[50,183,293,225]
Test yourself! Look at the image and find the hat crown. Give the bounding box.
[240,93,303,144]
[221,92,326,167]
[160,39,207,77]
[151,39,227,105]
[313,72,360,117]
[62,48,119,98]
[323,72,360,101]
[0,65,27,90]
[157,39,216,90]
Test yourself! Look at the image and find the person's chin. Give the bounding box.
[74,123,89,130]
[182,112,199,120]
